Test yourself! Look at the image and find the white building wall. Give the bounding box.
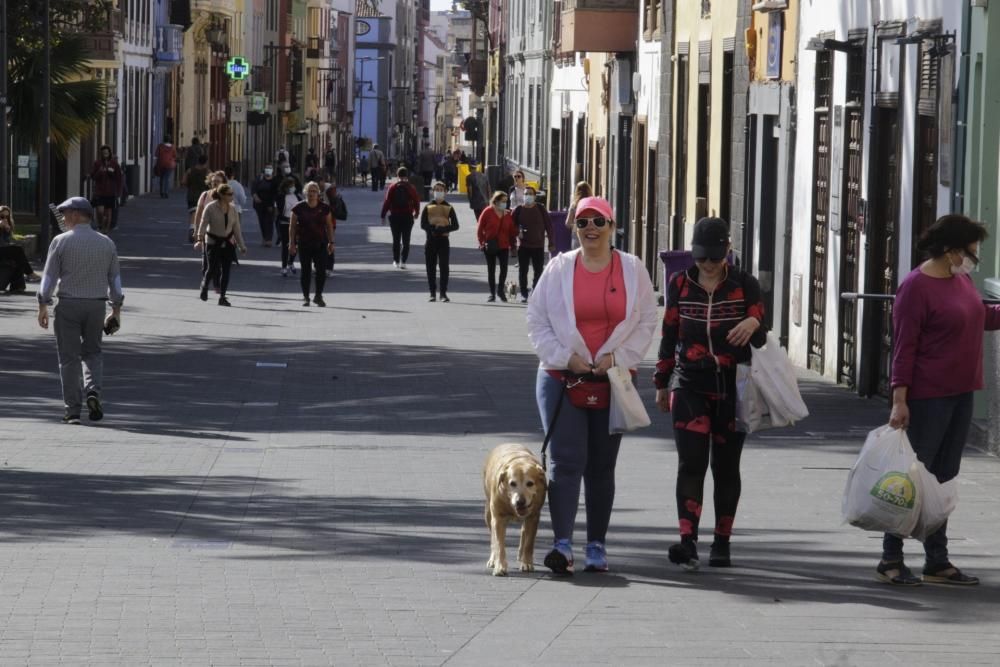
[788,0,963,375]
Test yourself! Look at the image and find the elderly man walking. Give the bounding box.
[37,197,125,424]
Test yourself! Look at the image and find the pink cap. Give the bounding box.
[575,196,614,221]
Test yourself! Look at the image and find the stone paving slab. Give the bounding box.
[1,185,999,665]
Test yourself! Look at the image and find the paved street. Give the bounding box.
[1,185,999,666]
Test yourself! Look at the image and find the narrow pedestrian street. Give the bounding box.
[1,186,999,666]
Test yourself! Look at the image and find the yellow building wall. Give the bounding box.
[673,0,738,238]
[751,0,799,83]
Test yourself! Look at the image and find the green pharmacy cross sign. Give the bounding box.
[226,57,250,81]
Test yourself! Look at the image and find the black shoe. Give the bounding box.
[497,292,508,302]
[668,539,700,571]
[62,414,81,425]
[86,394,103,422]
[709,539,731,567]
[218,297,231,307]
[487,294,496,302]
[199,287,208,301]
[313,296,326,307]
[429,295,436,302]
[302,298,310,307]
[440,294,450,302]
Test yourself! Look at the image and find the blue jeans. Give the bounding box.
[882,392,974,567]
[536,369,622,545]
[159,168,174,196]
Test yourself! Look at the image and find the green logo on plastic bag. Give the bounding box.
[870,471,916,509]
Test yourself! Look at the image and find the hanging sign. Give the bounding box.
[226,56,250,81]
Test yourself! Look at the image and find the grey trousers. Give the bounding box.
[54,298,106,414]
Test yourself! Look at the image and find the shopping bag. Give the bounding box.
[910,461,959,543]
[735,363,767,432]
[750,332,809,427]
[842,425,921,536]
[607,366,651,433]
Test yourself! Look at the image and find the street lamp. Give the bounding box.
[354,56,384,154]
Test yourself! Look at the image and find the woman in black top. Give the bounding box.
[419,182,459,302]
[289,182,335,307]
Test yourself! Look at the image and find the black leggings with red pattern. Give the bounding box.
[671,388,746,541]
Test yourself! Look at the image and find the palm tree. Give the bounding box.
[8,34,106,157]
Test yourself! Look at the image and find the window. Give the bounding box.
[643,0,661,41]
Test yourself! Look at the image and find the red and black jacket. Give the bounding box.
[654,266,766,393]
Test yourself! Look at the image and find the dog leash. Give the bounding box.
[540,381,571,472]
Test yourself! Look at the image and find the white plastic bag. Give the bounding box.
[735,363,766,432]
[608,366,651,434]
[750,332,809,427]
[842,425,921,536]
[910,461,959,543]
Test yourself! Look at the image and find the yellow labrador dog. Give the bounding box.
[483,443,547,576]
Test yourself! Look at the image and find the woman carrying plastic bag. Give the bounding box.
[875,215,1000,586]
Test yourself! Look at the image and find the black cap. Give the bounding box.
[692,217,730,260]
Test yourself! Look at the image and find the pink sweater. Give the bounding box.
[892,268,1000,400]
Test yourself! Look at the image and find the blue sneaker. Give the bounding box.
[584,541,608,572]
[544,539,574,575]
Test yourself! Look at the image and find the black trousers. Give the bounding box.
[425,237,450,296]
[254,204,275,243]
[484,248,509,296]
[371,169,385,191]
[518,247,546,297]
[389,214,414,263]
[277,222,296,268]
[0,246,34,277]
[298,244,327,299]
[202,244,234,297]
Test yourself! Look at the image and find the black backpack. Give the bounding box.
[391,183,411,209]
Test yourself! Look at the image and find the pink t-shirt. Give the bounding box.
[574,255,627,358]
[892,268,1000,400]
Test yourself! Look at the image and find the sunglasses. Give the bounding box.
[575,216,609,229]
[694,255,726,264]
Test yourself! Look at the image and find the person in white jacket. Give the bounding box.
[526,196,658,575]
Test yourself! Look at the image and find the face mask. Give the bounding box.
[952,255,977,276]
[264,168,273,176]
[434,191,445,202]
[496,202,508,211]
[524,195,535,205]
[287,188,295,195]
[283,167,291,175]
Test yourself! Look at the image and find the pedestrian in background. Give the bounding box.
[324,147,337,181]
[183,154,211,243]
[153,136,177,199]
[184,137,205,172]
[323,178,348,276]
[370,144,387,191]
[526,196,658,575]
[36,197,124,424]
[420,182,459,302]
[252,164,278,247]
[509,170,529,209]
[89,145,121,234]
[276,176,302,277]
[289,181,335,307]
[654,217,766,571]
[877,215,1000,586]
[380,167,421,269]
[442,153,457,192]
[0,205,40,293]
[418,143,437,200]
[359,153,370,187]
[194,184,246,307]
[467,169,490,222]
[566,181,593,250]
[225,164,248,213]
[476,191,518,302]
[512,186,555,303]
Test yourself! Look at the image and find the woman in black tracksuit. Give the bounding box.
[654,217,766,570]
[419,182,459,302]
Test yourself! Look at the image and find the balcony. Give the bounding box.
[154,24,184,67]
[306,37,326,60]
[468,59,487,96]
[79,6,124,63]
[560,0,638,53]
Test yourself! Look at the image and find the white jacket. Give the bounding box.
[526,248,659,371]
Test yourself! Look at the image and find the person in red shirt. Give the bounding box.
[476,191,519,302]
[877,215,1000,587]
[90,145,122,234]
[153,136,178,199]
[380,167,420,269]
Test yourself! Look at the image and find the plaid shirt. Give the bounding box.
[38,224,124,307]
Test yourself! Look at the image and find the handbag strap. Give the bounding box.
[540,381,568,472]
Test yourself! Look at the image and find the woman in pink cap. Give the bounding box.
[526,196,658,575]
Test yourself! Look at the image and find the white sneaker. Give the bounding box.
[281,267,289,277]
[392,261,398,268]
[326,270,333,277]
[400,263,407,270]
